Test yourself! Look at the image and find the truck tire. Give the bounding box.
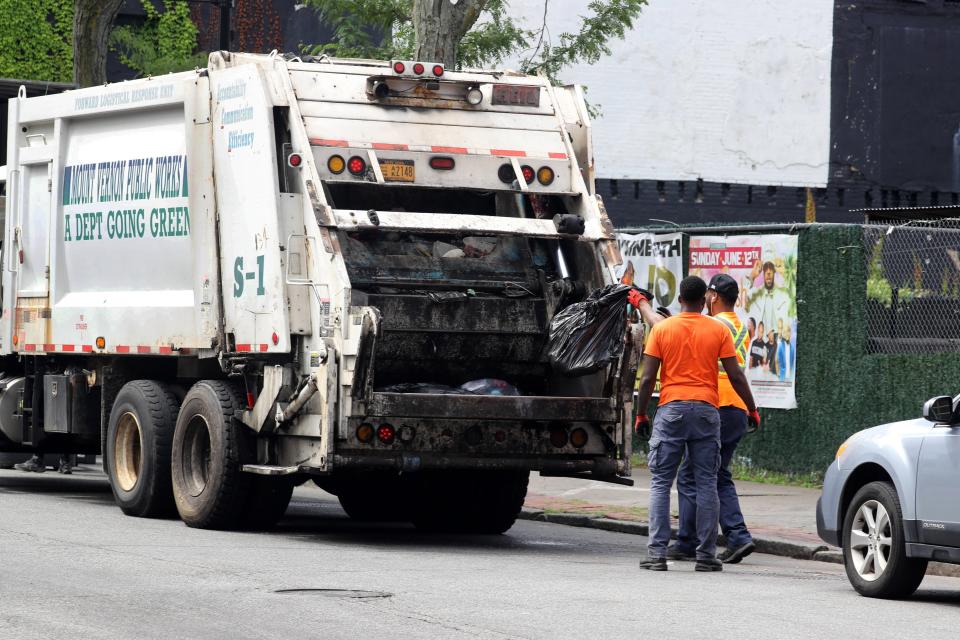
[171,380,252,529]
[337,473,411,522]
[242,476,295,530]
[105,380,180,517]
[842,481,927,598]
[411,470,528,534]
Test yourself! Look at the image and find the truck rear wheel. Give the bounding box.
[105,380,180,517]
[171,380,252,529]
[242,476,295,530]
[412,470,529,534]
[337,473,411,522]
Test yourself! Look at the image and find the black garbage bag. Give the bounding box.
[379,383,470,395]
[546,284,632,376]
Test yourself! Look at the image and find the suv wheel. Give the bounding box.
[842,481,927,598]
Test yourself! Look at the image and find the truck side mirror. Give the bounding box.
[922,396,953,424]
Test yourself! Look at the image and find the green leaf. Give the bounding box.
[110,0,207,78]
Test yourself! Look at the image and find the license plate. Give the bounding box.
[380,159,415,182]
[492,84,540,107]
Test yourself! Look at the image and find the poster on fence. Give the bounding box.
[616,232,684,315]
[619,232,684,400]
[688,235,799,409]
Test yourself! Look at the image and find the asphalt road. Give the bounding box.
[2,467,959,639]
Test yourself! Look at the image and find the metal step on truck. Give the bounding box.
[0,51,637,533]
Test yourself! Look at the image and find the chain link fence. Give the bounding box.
[864,212,960,353]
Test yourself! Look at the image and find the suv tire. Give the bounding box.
[842,481,927,598]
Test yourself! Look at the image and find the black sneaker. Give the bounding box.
[666,545,696,561]
[639,557,668,571]
[719,541,756,565]
[694,557,723,572]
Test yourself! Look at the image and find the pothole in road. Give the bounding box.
[274,589,393,599]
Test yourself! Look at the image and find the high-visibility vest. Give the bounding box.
[714,315,748,376]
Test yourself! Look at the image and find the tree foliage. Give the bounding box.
[0,0,74,83]
[303,0,645,82]
[111,0,207,78]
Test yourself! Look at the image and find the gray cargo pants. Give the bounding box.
[646,400,721,561]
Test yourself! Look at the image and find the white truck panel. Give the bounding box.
[6,75,221,353]
[209,63,292,354]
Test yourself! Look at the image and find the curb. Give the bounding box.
[520,508,960,578]
[520,508,831,561]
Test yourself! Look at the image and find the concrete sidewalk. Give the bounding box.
[527,469,825,546]
[524,469,835,561]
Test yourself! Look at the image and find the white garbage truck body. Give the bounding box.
[0,52,636,531]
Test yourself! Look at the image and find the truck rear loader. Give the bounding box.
[0,52,637,532]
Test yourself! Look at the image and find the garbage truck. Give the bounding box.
[0,51,638,533]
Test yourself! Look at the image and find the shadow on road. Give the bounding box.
[911,589,960,606]
[273,498,580,553]
[0,470,578,553]
[0,469,116,506]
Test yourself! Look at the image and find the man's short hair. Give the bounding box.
[762,261,776,273]
[679,275,707,303]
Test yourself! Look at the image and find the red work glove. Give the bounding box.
[627,287,653,307]
[635,413,650,435]
[747,409,761,434]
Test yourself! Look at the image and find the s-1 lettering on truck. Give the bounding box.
[0,52,637,532]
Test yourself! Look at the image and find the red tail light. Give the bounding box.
[521,165,535,184]
[433,65,444,77]
[429,156,455,170]
[347,156,367,176]
[377,424,396,444]
[393,61,405,74]
[287,153,302,168]
[549,428,568,448]
[413,62,425,75]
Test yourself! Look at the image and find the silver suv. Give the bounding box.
[817,395,960,598]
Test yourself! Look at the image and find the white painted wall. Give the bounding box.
[504,0,834,187]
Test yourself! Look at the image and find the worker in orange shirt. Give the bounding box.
[634,276,758,572]
[669,274,757,565]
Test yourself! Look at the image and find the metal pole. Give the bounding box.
[219,0,231,51]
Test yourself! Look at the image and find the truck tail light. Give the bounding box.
[465,86,483,105]
[392,61,405,74]
[327,155,345,174]
[537,166,554,185]
[377,424,396,444]
[287,152,303,168]
[549,427,568,448]
[347,156,367,176]
[570,428,588,448]
[521,165,535,184]
[432,64,444,77]
[413,62,424,75]
[356,423,374,443]
[399,426,416,443]
[429,156,455,170]
[497,163,514,183]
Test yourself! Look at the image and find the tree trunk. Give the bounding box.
[413,0,488,68]
[73,0,125,87]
